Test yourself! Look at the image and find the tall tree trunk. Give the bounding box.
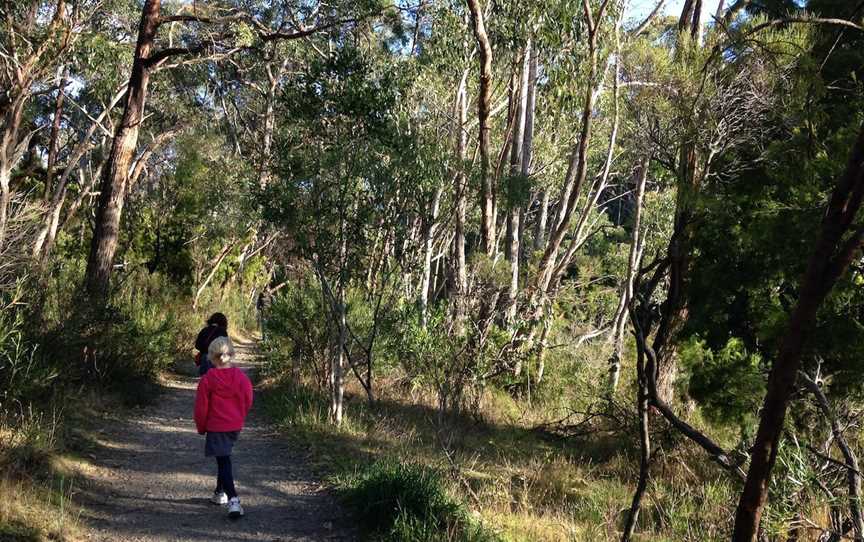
[534,0,611,295]
[85,0,161,301]
[0,1,69,248]
[0,94,28,249]
[506,42,530,323]
[0,168,10,249]
[535,76,596,292]
[193,239,236,309]
[733,124,864,542]
[453,70,469,321]
[331,228,347,425]
[534,191,548,250]
[650,3,707,400]
[549,54,622,286]
[43,65,67,202]
[466,0,495,256]
[420,187,443,326]
[33,84,126,261]
[258,56,290,188]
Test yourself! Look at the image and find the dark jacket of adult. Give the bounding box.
[195,324,228,355]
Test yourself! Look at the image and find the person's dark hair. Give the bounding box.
[207,312,229,328]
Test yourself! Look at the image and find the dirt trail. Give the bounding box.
[77,337,354,541]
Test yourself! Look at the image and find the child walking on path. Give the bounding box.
[194,313,229,376]
[194,336,254,518]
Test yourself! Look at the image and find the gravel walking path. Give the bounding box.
[77,338,354,541]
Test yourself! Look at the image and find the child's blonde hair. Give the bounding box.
[208,336,235,367]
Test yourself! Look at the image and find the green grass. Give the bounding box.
[0,519,40,542]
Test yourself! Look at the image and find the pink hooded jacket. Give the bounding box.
[194,367,253,434]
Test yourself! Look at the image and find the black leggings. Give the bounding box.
[215,455,237,499]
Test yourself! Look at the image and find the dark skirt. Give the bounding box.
[205,431,238,457]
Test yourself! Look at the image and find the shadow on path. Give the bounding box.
[77,337,355,541]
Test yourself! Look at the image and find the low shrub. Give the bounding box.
[335,460,498,542]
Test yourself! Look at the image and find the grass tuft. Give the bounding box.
[335,459,498,542]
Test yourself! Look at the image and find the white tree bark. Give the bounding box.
[609,156,649,392]
[420,186,443,326]
[506,42,531,323]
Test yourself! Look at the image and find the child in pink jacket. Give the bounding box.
[194,336,253,518]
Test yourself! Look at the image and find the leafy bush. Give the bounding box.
[336,460,497,542]
[0,299,57,406]
[263,275,331,386]
[680,336,765,429]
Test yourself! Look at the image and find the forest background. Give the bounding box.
[1,0,864,540]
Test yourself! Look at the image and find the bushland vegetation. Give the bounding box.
[2,0,864,541]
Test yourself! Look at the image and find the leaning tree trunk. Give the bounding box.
[85,0,161,300]
[733,124,864,541]
[609,156,649,393]
[533,0,611,295]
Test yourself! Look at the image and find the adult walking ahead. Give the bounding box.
[194,312,228,376]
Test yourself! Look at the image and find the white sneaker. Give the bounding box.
[210,491,228,505]
[227,497,244,519]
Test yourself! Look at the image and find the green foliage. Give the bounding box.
[0,295,57,406]
[680,337,765,429]
[335,460,498,542]
[264,276,331,386]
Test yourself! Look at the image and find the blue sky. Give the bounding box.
[626,0,717,20]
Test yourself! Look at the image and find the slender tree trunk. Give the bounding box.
[85,0,160,301]
[534,191,548,250]
[506,43,530,323]
[534,1,611,295]
[453,71,469,320]
[621,317,652,542]
[420,187,443,326]
[33,85,126,260]
[678,0,697,33]
[536,80,595,292]
[466,0,495,256]
[259,56,289,188]
[610,156,649,393]
[43,65,67,202]
[0,169,10,249]
[331,229,347,425]
[549,55,622,286]
[733,124,864,542]
[641,0,710,405]
[193,240,235,309]
[534,317,550,383]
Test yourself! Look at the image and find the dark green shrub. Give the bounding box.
[336,460,497,542]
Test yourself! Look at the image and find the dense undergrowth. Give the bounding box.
[261,351,740,542]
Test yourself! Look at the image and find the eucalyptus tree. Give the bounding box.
[83,0,382,301]
[266,43,418,423]
[0,0,82,253]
